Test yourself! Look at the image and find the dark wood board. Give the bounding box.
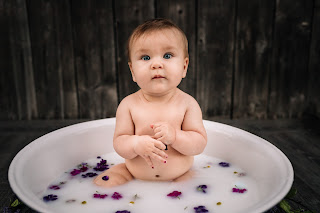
[233,0,274,119]
[269,0,314,118]
[197,0,236,118]
[27,0,78,119]
[70,0,117,119]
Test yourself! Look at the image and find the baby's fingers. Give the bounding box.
[150,152,167,164]
[154,140,166,150]
[142,155,154,168]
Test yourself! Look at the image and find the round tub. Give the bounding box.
[8,118,293,212]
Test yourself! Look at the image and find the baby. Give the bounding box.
[94,18,207,187]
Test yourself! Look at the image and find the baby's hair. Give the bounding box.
[127,18,189,62]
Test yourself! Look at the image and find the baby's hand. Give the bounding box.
[151,122,176,145]
[133,135,168,168]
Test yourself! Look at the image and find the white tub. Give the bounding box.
[9,118,293,213]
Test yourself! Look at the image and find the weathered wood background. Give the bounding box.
[1,0,319,120]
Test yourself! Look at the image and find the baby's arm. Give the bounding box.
[152,98,207,156]
[113,98,168,168]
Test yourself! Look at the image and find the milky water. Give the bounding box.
[42,152,260,213]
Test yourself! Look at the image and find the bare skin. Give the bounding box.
[94,28,207,187]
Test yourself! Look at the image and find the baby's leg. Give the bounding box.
[173,170,195,182]
[94,163,133,187]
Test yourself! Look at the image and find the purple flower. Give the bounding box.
[197,185,208,193]
[167,191,182,198]
[102,176,109,181]
[115,211,130,213]
[49,185,60,190]
[112,192,123,200]
[94,159,109,171]
[93,193,108,199]
[97,156,101,159]
[219,162,230,167]
[82,172,98,178]
[194,205,208,212]
[43,194,58,202]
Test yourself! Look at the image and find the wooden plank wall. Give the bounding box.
[0,0,319,120]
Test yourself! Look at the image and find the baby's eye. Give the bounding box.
[163,53,172,59]
[141,55,150,61]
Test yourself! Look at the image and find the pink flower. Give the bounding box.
[93,193,108,199]
[167,191,182,198]
[112,192,123,200]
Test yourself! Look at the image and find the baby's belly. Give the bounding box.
[125,148,194,181]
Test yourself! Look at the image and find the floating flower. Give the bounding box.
[217,202,222,205]
[94,159,109,171]
[82,172,98,178]
[115,211,130,213]
[93,193,108,199]
[49,185,60,190]
[43,194,58,202]
[112,192,123,200]
[238,172,246,177]
[79,165,88,172]
[219,162,230,167]
[167,190,182,199]
[81,201,87,204]
[66,199,76,203]
[197,185,208,193]
[97,156,101,159]
[232,186,247,193]
[102,175,109,181]
[194,205,208,212]
[70,169,81,176]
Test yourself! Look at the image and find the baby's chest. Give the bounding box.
[131,105,186,134]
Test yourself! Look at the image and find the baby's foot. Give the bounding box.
[94,163,133,187]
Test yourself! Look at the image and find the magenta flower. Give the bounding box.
[115,211,130,213]
[93,193,108,199]
[70,169,81,176]
[232,187,247,193]
[49,185,60,190]
[167,190,182,198]
[219,162,230,167]
[112,192,123,200]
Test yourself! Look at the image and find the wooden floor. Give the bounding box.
[0,117,319,212]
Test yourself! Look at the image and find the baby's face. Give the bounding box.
[128,28,189,96]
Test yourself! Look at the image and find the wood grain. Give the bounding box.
[71,0,117,119]
[233,0,274,119]
[269,0,314,118]
[197,0,235,118]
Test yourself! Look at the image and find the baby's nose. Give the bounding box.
[151,60,163,69]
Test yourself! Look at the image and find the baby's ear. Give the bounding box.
[182,57,189,78]
[128,62,136,82]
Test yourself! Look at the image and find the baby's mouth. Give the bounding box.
[152,75,165,79]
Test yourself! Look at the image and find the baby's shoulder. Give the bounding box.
[118,92,139,108]
[176,89,199,107]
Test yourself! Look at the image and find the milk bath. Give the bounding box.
[42,152,259,213]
